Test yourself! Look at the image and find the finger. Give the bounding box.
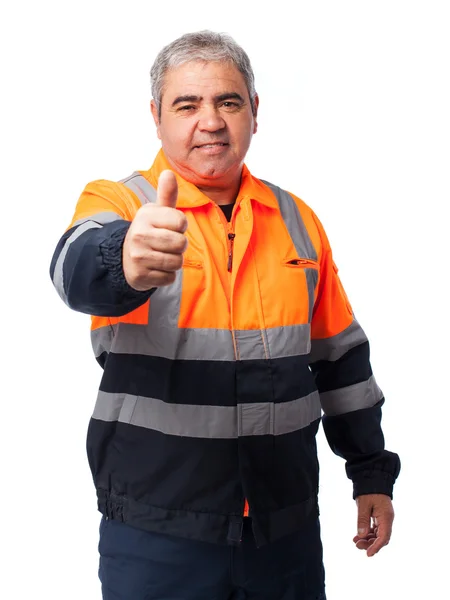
[131,269,177,291]
[366,533,390,557]
[353,532,376,543]
[366,521,392,557]
[356,500,373,538]
[144,206,187,233]
[142,250,184,273]
[157,170,178,208]
[355,538,376,551]
[146,228,188,254]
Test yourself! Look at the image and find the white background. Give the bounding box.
[1,1,449,598]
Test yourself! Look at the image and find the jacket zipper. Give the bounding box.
[216,204,248,523]
[227,219,247,521]
[215,205,236,274]
[227,231,236,272]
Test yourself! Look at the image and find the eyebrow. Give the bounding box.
[171,92,245,107]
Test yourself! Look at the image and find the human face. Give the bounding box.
[151,60,258,188]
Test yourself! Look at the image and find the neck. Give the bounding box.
[163,155,243,206]
[196,179,240,205]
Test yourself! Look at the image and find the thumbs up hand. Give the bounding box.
[123,170,188,290]
[156,169,180,209]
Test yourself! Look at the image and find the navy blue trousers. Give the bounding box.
[99,515,326,600]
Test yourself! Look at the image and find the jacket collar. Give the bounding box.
[140,149,279,210]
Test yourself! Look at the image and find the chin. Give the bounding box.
[191,161,236,181]
[199,167,226,179]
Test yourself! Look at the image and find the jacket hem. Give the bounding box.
[97,488,319,547]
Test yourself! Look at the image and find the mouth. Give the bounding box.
[194,142,229,149]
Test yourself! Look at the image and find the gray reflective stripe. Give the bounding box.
[92,391,322,438]
[92,324,116,358]
[305,270,318,322]
[73,211,123,227]
[261,180,318,321]
[261,181,317,260]
[112,325,235,360]
[120,172,157,205]
[52,221,102,304]
[90,269,184,360]
[238,392,321,436]
[142,266,184,350]
[309,319,368,363]
[319,375,382,416]
[92,323,310,361]
[93,392,237,438]
[236,324,311,359]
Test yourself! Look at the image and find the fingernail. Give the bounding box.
[358,528,367,535]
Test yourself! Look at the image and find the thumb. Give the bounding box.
[157,170,178,208]
[357,500,372,536]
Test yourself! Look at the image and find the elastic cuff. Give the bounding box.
[99,222,146,294]
[353,471,395,500]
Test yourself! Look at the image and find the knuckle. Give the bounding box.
[146,228,165,249]
[164,253,183,272]
[170,233,184,252]
[136,205,155,225]
[128,247,145,262]
[159,254,171,271]
[129,229,148,247]
[175,235,188,253]
[147,250,160,269]
[159,231,186,253]
[174,255,184,270]
[177,212,188,232]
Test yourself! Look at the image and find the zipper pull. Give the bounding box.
[227,233,236,272]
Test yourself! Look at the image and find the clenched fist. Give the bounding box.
[123,170,188,290]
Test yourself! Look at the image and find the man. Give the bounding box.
[50,30,400,600]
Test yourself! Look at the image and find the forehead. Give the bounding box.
[162,60,248,100]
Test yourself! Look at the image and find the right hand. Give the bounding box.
[123,170,188,290]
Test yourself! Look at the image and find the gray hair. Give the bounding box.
[150,30,257,117]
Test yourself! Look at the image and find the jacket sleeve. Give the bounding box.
[309,213,400,499]
[49,180,153,317]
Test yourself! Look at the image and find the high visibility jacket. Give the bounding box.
[50,150,400,546]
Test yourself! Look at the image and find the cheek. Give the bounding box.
[235,121,255,151]
[236,115,255,140]
[164,122,192,153]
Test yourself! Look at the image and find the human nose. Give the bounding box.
[197,106,226,132]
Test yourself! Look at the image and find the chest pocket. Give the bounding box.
[258,179,320,324]
[283,257,319,323]
[178,227,212,328]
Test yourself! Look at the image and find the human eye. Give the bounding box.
[222,101,239,109]
[177,104,196,113]
[220,100,242,112]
